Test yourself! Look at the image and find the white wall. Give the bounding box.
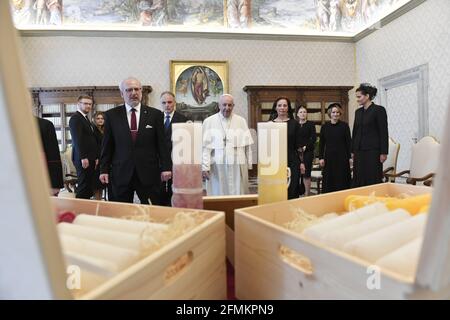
[355,0,450,140]
[19,0,449,133]
[19,36,355,119]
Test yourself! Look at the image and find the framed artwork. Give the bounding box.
[170,60,229,121]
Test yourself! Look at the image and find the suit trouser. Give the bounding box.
[75,161,95,199]
[106,183,115,201]
[112,170,161,205]
[159,179,173,207]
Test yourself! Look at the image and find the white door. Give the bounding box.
[385,83,419,172]
[379,64,429,174]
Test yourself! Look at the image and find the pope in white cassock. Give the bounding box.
[202,94,254,195]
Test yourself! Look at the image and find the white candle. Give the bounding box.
[303,202,388,242]
[322,209,411,250]
[376,237,423,278]
[60,235,140,271]
[344,213,427,263]
[74,214,168,234]
[58,222,143,252]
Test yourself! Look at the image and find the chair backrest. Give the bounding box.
[61,145,76,175]
[383,137,400,173]
[409,136,440,178]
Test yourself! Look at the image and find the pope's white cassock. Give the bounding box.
[202,112,254,195]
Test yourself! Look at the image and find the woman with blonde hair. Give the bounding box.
[319,103,352,193]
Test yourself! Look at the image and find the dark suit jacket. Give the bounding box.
[352,103,389,155]
[69,111,99,165]
[36,117,64,189]
[100,105,171,188]
[164,111,189,157]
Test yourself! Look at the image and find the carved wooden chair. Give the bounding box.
[385,136,440,186]
[311,168,322,194]
[61,145,77,193]
[383,137,400,182]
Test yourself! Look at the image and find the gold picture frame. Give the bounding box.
[170,60,229,121]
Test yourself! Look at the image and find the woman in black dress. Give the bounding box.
[352,83,389,187]
[296,105,316,196]
[319,103,352,193]
[92,111,105,200]
[269,97,302,199]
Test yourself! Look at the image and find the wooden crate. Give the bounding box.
[53,198,226,300]
[235,183,450,299]
[203,195,258,266]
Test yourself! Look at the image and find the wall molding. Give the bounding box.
[378,63,430,139]
[18,28,354,43]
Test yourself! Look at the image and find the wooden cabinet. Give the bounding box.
[243,85,354,133]
[31,86,152,150]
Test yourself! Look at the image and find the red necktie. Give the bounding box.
[130,108,137,142]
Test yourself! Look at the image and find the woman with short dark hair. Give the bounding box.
[92,111,105,200]
[352,83,389,187]
[269,97,302,199]
[295,105,316,196]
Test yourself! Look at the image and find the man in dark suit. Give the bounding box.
[69,95,99,199]
[36,117,64,196]
[159,91,189,206]
[100,77,172,204]
[352,83,389,187]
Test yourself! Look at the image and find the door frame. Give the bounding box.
[378,63,429,140]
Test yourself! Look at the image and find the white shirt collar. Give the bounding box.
[126,103,141,112]
[78,110,88,117]
[165,110,175,118]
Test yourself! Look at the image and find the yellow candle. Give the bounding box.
[385,194,431,215]
[344,194,432,215]
[257,122,287,205]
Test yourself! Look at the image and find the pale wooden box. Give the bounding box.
[53,198,227,300]
[235,183,450,299]
[203,195,258,266]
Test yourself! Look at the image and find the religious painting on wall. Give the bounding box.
[10,0,414,36]
[10,0,224,27]
[11,0,63,26]
[249,0,317,31]
[170,60,228,121]
[249,0,406,33]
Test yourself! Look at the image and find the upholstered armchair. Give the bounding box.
[60,145,77,193]
[385,136,440,186]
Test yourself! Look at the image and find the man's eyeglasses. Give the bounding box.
[124,87,142,93]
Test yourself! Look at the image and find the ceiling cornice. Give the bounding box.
[18,0,426,44]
